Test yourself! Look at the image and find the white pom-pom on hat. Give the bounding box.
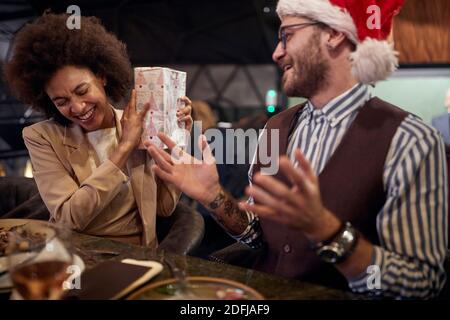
[350,38,399,85]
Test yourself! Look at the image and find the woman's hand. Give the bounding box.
[119,89,150,151]
[177,96,193,133]
[110,90,149,169]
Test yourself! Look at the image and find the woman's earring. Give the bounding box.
[327,44,335,50]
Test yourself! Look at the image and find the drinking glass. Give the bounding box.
[6,224,73,300]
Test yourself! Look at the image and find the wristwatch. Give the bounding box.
[313,222,359,264]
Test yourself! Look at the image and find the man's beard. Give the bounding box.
[282,30,330,99]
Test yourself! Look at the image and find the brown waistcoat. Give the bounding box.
[251,97,408,289]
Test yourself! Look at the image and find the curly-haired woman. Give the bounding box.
[4,13,193,247]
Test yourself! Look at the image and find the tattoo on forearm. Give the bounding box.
[224,200,233,217]
[209,191,225,209]
[207,189,250,236]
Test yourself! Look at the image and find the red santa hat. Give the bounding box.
[276,0,405,84]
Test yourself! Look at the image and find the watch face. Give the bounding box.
[318,248,339,264]
[315,223,358,264]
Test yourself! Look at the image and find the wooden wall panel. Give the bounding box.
[394,0,450,64]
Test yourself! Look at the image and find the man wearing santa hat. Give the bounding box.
[147,0,448,298]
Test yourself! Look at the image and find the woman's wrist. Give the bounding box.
[117,141,134,154]
[110,142,134,169]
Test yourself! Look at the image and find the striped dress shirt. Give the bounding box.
[233,83,448,299]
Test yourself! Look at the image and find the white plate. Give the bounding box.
[1,219,56,257]
[0,219,57,276]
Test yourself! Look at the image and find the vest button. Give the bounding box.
[283,244,291,253]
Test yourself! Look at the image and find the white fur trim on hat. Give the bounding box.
[350,38,399,85]
[276,0,358,44]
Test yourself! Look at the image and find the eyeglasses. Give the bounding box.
[278,22,322,50]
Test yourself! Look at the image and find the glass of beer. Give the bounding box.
[6,224,73,300]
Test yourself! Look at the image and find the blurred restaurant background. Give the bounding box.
[0,0,449,257]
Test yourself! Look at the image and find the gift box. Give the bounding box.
[134,67,187,149]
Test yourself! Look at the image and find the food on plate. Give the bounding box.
[0,225,47,256]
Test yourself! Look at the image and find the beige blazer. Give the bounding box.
[23,108,180,247]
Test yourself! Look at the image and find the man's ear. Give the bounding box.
[325,28,347,51]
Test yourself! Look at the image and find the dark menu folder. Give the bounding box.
[64,259,163,300]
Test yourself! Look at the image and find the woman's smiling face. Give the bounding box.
[45,65,114,132]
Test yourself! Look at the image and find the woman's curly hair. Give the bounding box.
[4,13,132,124]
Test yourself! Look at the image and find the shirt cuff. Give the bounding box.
[348,245,384,294]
